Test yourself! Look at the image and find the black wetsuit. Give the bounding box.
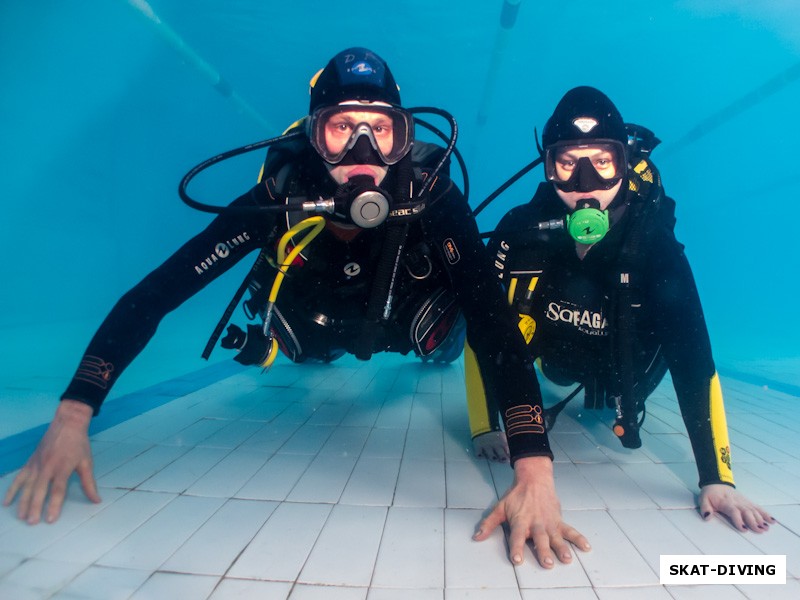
[470,165,734,488]
[62,147,552,463]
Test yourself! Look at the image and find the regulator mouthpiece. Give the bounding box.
[335,175,391,228]
[565,198,609,244]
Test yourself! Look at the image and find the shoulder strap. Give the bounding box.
[618,156,670,274]
[608,155,671,447]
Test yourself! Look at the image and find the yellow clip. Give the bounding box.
[518,314,536,344]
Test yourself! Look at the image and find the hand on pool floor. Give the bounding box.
[699,483,776,533]
[3,399,101,524]
[473,455,590,568]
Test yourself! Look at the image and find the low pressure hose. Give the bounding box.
[262,216,326,337]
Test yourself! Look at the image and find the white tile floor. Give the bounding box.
[1,352,798,599]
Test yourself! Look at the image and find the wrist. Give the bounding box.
[513,455,554,480]
[56,399,93,429]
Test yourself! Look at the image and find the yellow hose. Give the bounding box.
[269,216,326,303]
[258,216,326,370]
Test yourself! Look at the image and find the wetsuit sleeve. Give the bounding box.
[463,205,536,439]
[61,184,277,415]
[649,234,735,488]
[422,178,551,462]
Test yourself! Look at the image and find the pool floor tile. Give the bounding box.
[0,354,796,598]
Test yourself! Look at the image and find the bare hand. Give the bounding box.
[3,400,100,524]
[473,456,590,568]
[699,483,775,533]
[473,431,510,463]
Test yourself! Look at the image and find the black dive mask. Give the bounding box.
[307,104,414,165]
[553,156,621,193]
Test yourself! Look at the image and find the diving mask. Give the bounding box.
[545,141,625,193]
[308,102,414,165]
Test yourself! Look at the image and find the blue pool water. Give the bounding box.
[1,0,798,433]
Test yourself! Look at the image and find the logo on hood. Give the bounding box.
[350,61,375,76]
[573,117,598,133]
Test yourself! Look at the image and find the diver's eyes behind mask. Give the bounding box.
[545,141,625,192]
[308,104,414,165]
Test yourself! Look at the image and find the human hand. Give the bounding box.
[472,431,510,463]
[699,483,775,533]
[473,456,590,568]
[3,400,100,524]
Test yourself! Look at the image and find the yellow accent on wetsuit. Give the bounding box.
[464,342,492,437]
[709,371,735,485]
[465,274,540,438]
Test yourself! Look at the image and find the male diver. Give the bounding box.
[4,48,589,568]
[466,86,774,533]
